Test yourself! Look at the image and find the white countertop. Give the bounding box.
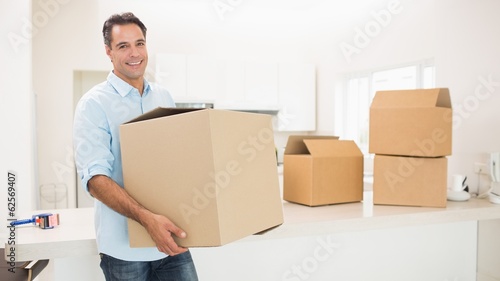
[7,207,97,262]
[247,191,500,241]
[7,191,500,261]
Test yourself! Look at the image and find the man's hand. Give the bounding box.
[88,175,188,256]
[142,213,188,256]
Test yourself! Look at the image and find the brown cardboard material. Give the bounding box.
[369,88,452,157]
[373,155,447,207]
[119,108,284,247]
[283,136,364,206]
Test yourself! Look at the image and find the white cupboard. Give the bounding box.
[244,61,279,106]
[186,55,220,102]
[218,59,246,106]
[155,53,187,100]
[155,54,316,131]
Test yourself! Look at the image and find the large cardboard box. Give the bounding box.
[119,108,284,247]
[369,88,452,157]
[373,155,447,207]
[283,136,364,206]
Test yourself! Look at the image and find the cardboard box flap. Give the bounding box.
[125,107,205,124]
[370,88,451,109]
[303,139,363,157]
[284,135,339,155]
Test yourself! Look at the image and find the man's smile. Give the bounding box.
[126,60,143,66]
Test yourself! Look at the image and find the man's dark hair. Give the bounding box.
[102,12,147,48]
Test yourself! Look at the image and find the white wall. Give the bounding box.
[435,0,500,195]
[1,0,36,231]
[33,0,106,208]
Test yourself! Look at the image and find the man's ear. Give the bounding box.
[105,45,112,61]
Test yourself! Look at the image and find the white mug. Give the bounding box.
[451,174,466,191]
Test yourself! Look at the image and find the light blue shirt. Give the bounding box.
[73,71,175,261]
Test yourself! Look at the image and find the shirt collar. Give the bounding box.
[107,71,151,97]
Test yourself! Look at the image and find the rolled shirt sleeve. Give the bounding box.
[73,96,114,193]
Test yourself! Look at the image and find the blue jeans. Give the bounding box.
[100,251,198,281]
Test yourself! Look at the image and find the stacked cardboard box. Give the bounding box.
[369,88,452,207]
[283,135,364,206]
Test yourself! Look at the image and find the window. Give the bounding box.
[337,60,436,159]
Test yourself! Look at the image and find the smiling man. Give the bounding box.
[73,13,198,281]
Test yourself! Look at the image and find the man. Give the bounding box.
[73,12,198,281]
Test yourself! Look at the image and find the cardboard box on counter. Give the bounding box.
[369,88,452,157]
[283,136,364,206]
[373,154,447,208]
[120,108,284,248]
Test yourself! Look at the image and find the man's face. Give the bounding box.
[105,24,148,86]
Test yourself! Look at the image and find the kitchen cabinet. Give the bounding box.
[217,59,245,105]
[244,61,279,106]
[155,54,316,131]
[186,55,219,102]
[155,53,187,100]
[209,59,280,111]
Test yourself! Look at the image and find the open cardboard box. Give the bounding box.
[283,136,364,206]
[373,154,447,207]
[369,88,452,157]
[120,108,284,247]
